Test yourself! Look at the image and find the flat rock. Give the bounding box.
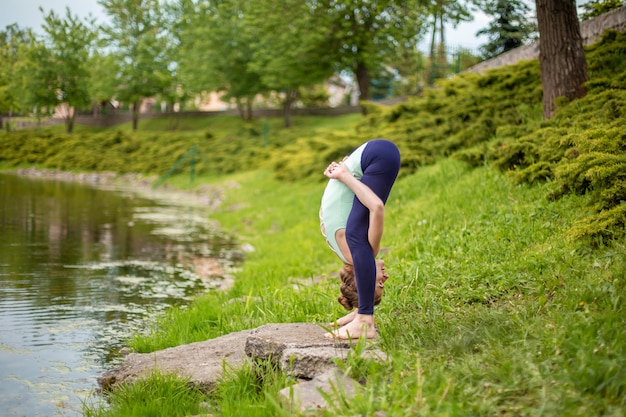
[279,369,359,413]
[98,328,254,392]
[245,323,361,379]
[98,322,386,399]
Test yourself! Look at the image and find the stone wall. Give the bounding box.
[466,6,626,73]
[74,111,163,128]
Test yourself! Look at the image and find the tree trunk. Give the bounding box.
[355,60,371,102]
[6,109,12,132]
[536,0,588,119]
[236,98,245,120]
[65,106,75,134]
[283,88,298,128]
[132,102,140,131]
[246,99,253,121]
[436,12,447,80]
[168,103,179,131]
[65,114,75,133]
[428,15,437,85]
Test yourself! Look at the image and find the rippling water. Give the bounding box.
[0,173,239,416]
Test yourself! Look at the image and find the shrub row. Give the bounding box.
[0,129,273,176]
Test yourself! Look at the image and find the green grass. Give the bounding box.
[84,157,625,416]
[12,31,626,417]
[7,111,625,417]
[83,371,207,417]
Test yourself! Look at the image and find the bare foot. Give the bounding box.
[324,314,376,340]
[329,310,357,327]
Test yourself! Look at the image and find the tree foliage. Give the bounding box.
[579,0,625,20]
[477,0,537,59]
[319,0,428,100]
[246,0,336,127]
[0,24,32,131]
[175,0,267,120]
[2,0,619,132]
[88,50,121,114]
[173,0,429,126]
[16,8,97,133]
[99,0,173,130]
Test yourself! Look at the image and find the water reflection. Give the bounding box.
[0,173,240,417]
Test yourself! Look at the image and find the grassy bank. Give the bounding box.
[85,158,624,416]
[5,30,624,417]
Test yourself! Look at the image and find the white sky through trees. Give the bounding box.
[4,0,492,50]
[1,1,593,54]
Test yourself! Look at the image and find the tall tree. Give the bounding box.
[0,24,32,131]
[477,0,537,59]
[88,49,121,115]
[20,8,97,133]
[159,0,193,119]
[17,38,56,121]
[99,0,173,130]
[536,0,588,118]
[319,0,428,101]
[175,0,266,121]
[247,0,334,127]
[424,0,472,84]
[389,42,428,96]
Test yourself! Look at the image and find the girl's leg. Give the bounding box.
[329,310,357,327]
[326,141,399,339]
[347,140,400,315]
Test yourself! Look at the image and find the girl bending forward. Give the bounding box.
[320,139,400,339]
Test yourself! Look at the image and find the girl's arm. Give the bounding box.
[324,162,384,255]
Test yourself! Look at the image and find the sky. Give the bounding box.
[2,0,111,30]
[2,0,491,51]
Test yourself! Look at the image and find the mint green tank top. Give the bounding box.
[319,143,366,264]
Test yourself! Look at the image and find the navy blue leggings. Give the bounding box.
[345,139,400,315]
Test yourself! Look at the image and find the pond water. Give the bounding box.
[0,173,240,417]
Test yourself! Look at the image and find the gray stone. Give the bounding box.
[281,346,348,379]
[98,328,254,392]
[278,369,359,414]
[244,322,351,364]
[98,322,388,413]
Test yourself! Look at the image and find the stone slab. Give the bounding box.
[98,322,387,400]
[279,369,359,413]
[98,328,254,392]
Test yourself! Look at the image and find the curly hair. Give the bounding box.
[337,265,384,310]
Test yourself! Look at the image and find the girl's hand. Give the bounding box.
[324,161,349,180]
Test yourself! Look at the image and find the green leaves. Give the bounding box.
[0,25,33,123]
[99,0,174,129]
[11,8,97,132]
[477,0,537,59]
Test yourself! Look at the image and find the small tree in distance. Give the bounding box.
[0,24,32,131]
[21,8,97,133]
[477,0,537,59]
[579,0,625,21]
[98,0,173,131]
